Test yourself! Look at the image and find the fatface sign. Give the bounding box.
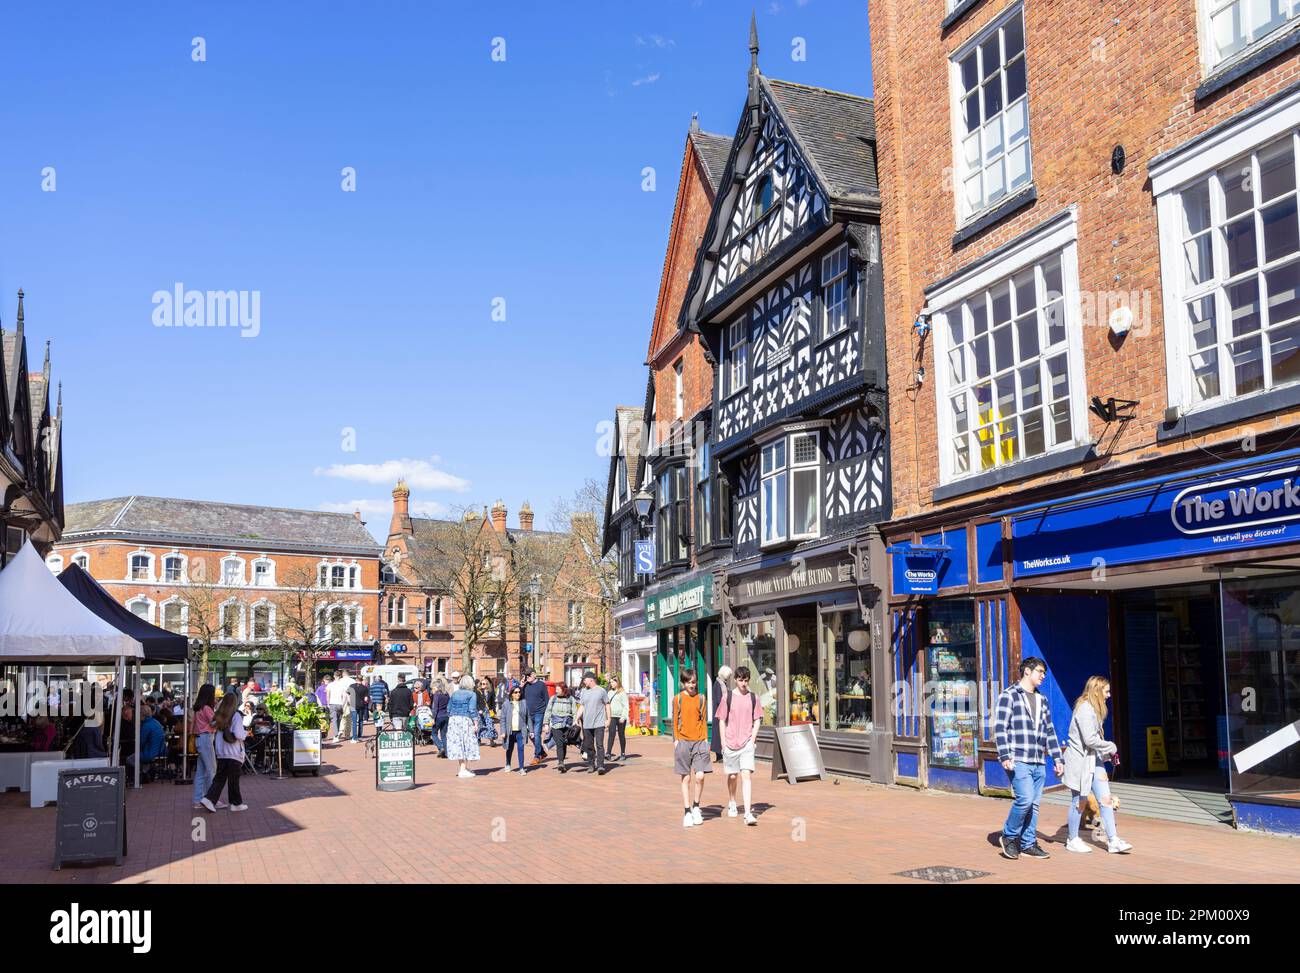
[1014,459,1300,578]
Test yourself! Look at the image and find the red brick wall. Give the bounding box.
[869,0,1300,520]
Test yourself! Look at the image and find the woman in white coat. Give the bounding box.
[1063,675,1132,854]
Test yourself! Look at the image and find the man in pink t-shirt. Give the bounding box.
[715,666,763,826]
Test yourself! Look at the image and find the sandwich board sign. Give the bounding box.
[770,724,828,785]
[54,766,126,868]
[376,729,415,791]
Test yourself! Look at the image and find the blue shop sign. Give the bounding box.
[1013,459,1300,578]
[888,542,952,595]
[386,643,408,654]
[335,650,373,660]
[634,540,655,576]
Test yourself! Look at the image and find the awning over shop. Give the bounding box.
[57,564,188,663]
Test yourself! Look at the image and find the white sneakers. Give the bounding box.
[1108,837,1133,854]
[682,811,695,829]
[457,768,475,778]
[230,804,249,812]
[744,811,758,826]
[691,805,703,825]
[199,797,215,813]
[727,801,739,817]
[1065,836,1093,854]
[517,769,527,777]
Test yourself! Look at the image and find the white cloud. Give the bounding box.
[632,73,662,87]
[321,498,448,518]
[635,34,675,48]
[313,457,470,493]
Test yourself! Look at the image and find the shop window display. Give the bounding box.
[821,609,872,732]
[735,621,777,726]
[787,616,819,725]
[1221,576,1300,795]
[926,600,979,769]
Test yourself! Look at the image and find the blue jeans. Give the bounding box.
[1068,767,1118,841]
[192,732,215,804]
[352,707,365,741]
[433,718,448,754]
[530,710,546,757]
[1002,760,1046,849]
[505,731,527,770]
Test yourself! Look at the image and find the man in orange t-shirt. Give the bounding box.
[673,669,711,828]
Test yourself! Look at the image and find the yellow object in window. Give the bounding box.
[975,406,1016,470]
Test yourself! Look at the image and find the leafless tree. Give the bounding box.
[273,563,351,690]
[175,555,234,686]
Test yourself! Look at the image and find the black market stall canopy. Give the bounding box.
[57,564,187,662]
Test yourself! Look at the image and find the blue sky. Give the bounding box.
[0,0,873,541]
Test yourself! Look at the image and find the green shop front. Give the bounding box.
[644,571,722,736]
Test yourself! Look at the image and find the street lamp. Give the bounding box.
[527,574,541,678]
[633,489,653,524]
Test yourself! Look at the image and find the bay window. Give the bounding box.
[1164,131,1300,406]
[951,6,1030,221]
[656,465,690,565]
[761,431,821,546]
[695,440,713,549]
[1204,0,1300,70]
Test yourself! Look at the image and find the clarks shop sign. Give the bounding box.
[731,559,856,607]
[1013,459,1300,579]
[645,576,714,632]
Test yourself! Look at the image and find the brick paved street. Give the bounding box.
[2,733,1297,884]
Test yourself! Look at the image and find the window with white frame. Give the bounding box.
[161,600,186,634]
[568,600,584,631]
[387,595,407,626]
[220,602,243,639]
[1204,0,1300,69]
[822,245,851,338]
[163,554,184,583]
[760,431,821,546]
[349,564,359,588]
[252,603,273,640]
[330,564,348,589]
[252,558,274,586]
[725,319,748,397]
[952,7,1030,221]
[129,553,152,581]
[220,557,244,586]
[45,554,63,574]
[127,597,153,623]
[941,254,1075,476]
[72,553,89,571]
[1167,131,1300,405]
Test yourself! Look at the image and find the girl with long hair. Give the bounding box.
[1063,675,1131,854]
[200,692,248,813]
[191,684,218,810]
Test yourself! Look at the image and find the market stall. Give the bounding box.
[0,541,142,799]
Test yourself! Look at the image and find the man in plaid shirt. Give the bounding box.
[993,656,1064,860]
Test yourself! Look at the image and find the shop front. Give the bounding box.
[889,448,1300,833]
[721,535,891,780]
[205,646,291,691]
[644,571,721,735]
[614,597,656,708]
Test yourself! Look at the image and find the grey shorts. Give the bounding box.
[674,739,713,776]
[722,740,756,774]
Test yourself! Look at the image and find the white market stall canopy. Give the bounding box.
[0,541,142,663]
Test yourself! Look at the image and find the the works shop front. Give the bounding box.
[720,535,891,781]
[889,449,1300,835]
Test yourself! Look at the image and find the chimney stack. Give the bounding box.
[389,480,412,537]
[519,501,534,531]
[491,499,507,533]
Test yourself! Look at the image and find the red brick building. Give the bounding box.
[870,0,1300,827]
[381,483,614,685]
[53,497,382,688]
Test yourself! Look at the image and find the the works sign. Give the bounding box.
[1013,459,1300,579]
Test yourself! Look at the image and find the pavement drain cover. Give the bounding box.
[894,865,991,884]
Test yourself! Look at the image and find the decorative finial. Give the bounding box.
[749,10,760,66]
[15,289,24,335]
[689,112,700,134]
